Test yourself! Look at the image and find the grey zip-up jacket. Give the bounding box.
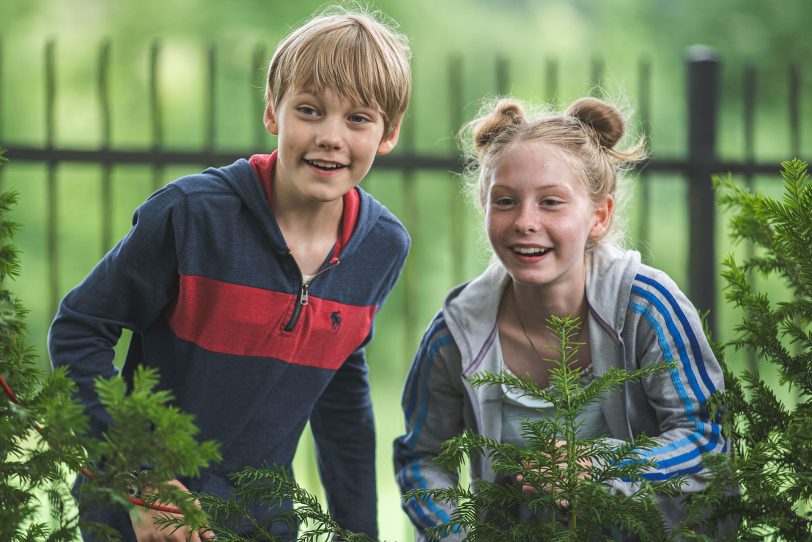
[394,245,727,540]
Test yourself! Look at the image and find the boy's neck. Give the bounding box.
[270,185,344,228]
[249,152,357,275]
[271,182,344,277]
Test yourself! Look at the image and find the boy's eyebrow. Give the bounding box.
[291,89,380,113]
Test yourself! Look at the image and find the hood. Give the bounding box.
[208,158,387,261]
[442,262,509,377]
[584,244,641,335]
[442,244,641,372]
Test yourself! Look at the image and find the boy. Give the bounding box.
[49,7,411,541]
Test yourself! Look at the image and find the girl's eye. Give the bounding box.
[493,197,515,207]
[541,198,561,207]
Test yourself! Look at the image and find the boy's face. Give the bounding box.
[264,88,400,207]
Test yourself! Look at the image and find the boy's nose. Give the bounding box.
[315,118,344,150]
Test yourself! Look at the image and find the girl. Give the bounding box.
[394,97,727,540]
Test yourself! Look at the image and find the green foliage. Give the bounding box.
[705,159,812,540]
[77,366,222,535]
[0,152,220,540]
[0,150,87,541]
[407,315,680,541]
[161,464,374,541]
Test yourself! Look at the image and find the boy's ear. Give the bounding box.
[376,121,401,155]
[264,105,279,136]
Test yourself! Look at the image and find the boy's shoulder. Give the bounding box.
[166,159,255,197]
[354,187,410,252]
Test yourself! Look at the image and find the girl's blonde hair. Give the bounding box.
[266,7,411,136]
[463,96,647,248]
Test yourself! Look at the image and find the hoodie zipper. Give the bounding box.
[283,258,341,332]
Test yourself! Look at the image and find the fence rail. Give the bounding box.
[2,146,795,175]
[0,41,807,339]
[0,39,807,541]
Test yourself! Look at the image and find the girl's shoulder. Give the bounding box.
[627,262,705,342]
[632,261,692,306]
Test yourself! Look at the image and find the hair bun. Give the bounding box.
[565,97,625,149]
[474,99,526,155]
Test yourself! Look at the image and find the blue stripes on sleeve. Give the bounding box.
[627,274,724,480]
[397,313,454,529]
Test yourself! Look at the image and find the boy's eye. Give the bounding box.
[348,114,370,124]
[297,106,319,116]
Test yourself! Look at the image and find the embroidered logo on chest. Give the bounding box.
[330,311,342,331]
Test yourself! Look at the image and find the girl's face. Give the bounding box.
[485,139,613,296]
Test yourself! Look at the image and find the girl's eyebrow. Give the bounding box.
[491,182,569,191]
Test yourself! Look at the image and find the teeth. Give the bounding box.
[514,247,550,255]
[308,160,344,169]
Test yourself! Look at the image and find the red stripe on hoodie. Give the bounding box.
[167,274,376,369]
[166,152,372,369]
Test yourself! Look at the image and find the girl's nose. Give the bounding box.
[514,205,540,234]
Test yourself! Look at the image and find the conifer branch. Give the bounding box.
[407,315,675,541]
[0,153,220,540]
[701,160,812,540]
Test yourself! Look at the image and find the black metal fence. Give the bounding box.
[1,40,807,340]
[1,39,808,540]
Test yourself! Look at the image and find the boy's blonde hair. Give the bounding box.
[266,7,411,136]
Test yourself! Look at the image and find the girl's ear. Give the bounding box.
[589,195,614,240]
[264,105,279,136]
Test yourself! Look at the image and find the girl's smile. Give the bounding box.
[485,140,612,298]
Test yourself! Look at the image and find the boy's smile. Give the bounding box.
[264,88,400,210]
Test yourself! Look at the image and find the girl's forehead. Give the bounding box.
[504,138,569,162]
[488,140,588,195]
[494,141,576,178]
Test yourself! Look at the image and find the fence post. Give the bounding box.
[686,45,719,336]
[46,40,59,319]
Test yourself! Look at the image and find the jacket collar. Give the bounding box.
[442,245,641,441]
[584,244,641,336]
[212,156,384,262]
[444,245,640,368]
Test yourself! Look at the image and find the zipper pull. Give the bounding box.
[299,282,309,306]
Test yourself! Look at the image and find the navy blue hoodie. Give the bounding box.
[49,152,410,539]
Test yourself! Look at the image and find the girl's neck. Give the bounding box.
[509,273,589,329]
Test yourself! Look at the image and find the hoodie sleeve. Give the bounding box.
[309,341,378,538]
[393,313,467,542]
[48,185,187,437]
[309,221,409,538]
[611,270,727,499]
